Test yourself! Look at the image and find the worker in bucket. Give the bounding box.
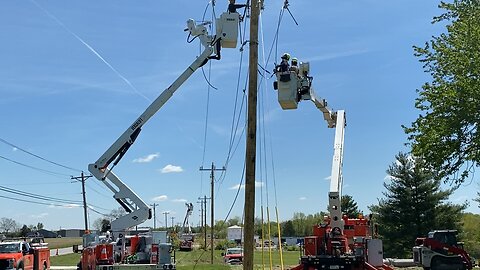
[276,53,291,82]
[228,0,247,13]
[289,57,300,77]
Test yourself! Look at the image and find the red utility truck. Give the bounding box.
[0,239,50,270]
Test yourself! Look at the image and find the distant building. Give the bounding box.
[58,229,86,238]
[227,225,243,243]
[27,229,58,238]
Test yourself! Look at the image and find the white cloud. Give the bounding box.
[324,176,331,180]
[12,147,18,152]
[152,195,168,202]
[133,153,159,163]
[161,165,183,173]
[229,181,264,190]
[30,213,48,218]
[49,203,81,209]
[172,199,188,203]
[299,197,307,201]
[309,49,369,63]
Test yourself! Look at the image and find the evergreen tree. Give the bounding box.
[369,152,467,258]
[341,195,361,218]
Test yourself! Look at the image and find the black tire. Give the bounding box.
[43,262,47,270]
[431,257,440,270]
[17,263,24,270]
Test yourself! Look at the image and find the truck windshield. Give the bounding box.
[0,243,20,253]
[227,249,243,255]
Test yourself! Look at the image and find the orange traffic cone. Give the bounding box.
[99,246,108,261]
[56,249,59,255]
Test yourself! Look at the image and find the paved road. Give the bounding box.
[50,245,82,257]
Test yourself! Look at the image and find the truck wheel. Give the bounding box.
[17,263,24,270]
[43,262,47,270]
[431,257,439,270]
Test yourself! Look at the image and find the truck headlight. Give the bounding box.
[8,259,15,269]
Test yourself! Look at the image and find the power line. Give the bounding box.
[88,207,108,216]
[0,155,71,178]
[0,181,69,186]
[0,194,76,207]
[0,184,111,211]
[0,185,81,204]
[0,137,81,172]
[85,184,112,199]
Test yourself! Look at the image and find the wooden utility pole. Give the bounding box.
[71,172,92,233]
[200,162,225,264]
[244,0,260,269]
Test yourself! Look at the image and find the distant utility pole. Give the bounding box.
[200,162,225,264]
[71,172,92,233]
[151,203,159,229]
[198,195,210,249]
[170,216,175,231]
[163,211,169,230]
[197,197,204,228]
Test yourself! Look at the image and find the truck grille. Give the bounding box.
[0,259,12,270]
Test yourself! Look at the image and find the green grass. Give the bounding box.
[50,253,81,266]
[253,249,300,267]
[176,265,229,270]
[175,249,225,265]
[45,237,82,249]
[49,249,302,268]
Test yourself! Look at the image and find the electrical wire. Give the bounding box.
[0,137,81,172]
[0,194,74,207]
[0,181,69,186]
[88,207,109,216]
[0,155,71,178]
[0,185,81,204]
[85,184,113,199]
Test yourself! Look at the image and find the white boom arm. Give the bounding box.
[274,64,346,234]
[328,110,345,234]
[88,18,226,236]
[182,203,194,234]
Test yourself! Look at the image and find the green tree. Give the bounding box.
[282,220,295,237]
[20,225,31,237]
[0,218,18,234]
[341,195,361,218]
[404,0,480,184]
[461,213,480,258]
[36,223,44,230]
[227,216,241,226]
[369,152,467,258]
[214,220,228,239]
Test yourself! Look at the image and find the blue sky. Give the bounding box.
[1,0,478,231]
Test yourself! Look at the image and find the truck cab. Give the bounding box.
[222,247,243,265]
[0,239,50,270]
[413,230,473,270]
